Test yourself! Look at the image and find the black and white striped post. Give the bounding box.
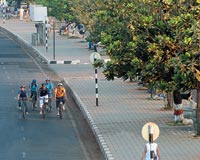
[53,21,56,60]
[45,20,48,52]
[94,57,98,106]
[2,8,6,24]
[142,122,160,160]
[148,125,154,160]
[90,52,101,106]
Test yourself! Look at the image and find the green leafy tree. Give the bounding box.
[33,0,200,133]
[69,0,108,42]
[94,0,200,105]
[35,0,77,22]
[94,0,200,133]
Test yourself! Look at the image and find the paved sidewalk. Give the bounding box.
[1,19,200,160]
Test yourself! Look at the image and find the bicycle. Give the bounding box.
[19,97,28,119]
[31,94,37,111]
[41,97,48,119]
[46,97,52,112]
[57,101,63,119]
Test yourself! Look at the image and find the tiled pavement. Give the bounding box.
[1,18,200,160]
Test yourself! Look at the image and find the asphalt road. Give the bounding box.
[0,31,103,160]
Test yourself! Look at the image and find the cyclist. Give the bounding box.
[45,78,53,110]
[17,85,29,114]
[29,79,38,107]
[38,83,49,114]
[54,83,66,115]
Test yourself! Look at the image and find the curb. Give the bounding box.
[49,60,81,64]
[0,25,115,159]
[63,79,115,160]
[0,26,49,63]
[0,26,81,65]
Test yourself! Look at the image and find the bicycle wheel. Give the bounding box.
[42,105,45,119]
[22,101,26,119]
[59,105,62,119]
[49,105,52,112]
[32,96,36,111]
[48,98,52,112]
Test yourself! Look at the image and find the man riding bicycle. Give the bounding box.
[45,78,53,95]
[38,83,50,114]
[54,83,66,116]
[45,78,53,110]
[17,85,29,114]
[29,79,38,106]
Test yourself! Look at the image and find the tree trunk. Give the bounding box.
[196,82,200,135]
[166,92,173,110]
[129,77,133,82]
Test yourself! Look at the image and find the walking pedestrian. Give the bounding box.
[19,6,24,20]
[141,142,160,160]
[173,91,192,123]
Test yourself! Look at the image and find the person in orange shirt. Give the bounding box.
[54,83,67,115]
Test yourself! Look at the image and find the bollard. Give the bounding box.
[3,9,5,24]
[94,58,98,106]
[90,52,101,106]
[45,20,48,52]
[53,21,55,60]
[148,125,154,160]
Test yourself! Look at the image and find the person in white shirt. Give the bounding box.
[141,142,160,160]
[19,6,24,20]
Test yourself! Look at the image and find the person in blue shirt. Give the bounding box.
[17,85,28,114]
[29,79,38,106]
[45,78,53,96]
[45,78,53,110]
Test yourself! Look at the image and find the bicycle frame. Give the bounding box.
[58,101,63,119]
[19,98,27,119]
[31,94,37,111]
[41,97,48,119]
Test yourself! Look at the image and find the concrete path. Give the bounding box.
[1,18,200,160]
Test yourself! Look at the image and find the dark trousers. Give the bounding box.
[56,97,65,108]
[18,98,28,112]
[31,91,37,101]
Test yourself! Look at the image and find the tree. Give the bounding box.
[70,0,108,43]
[33,0,200,132]
[35,0,77,22]
[93,0,200,108]
[95,0,200,130]
[76,0,200,130]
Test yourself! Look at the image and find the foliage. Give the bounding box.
[88,0,200,93]
[34,0,77,22]
[92,59,104,68]
[33,0,200,93]
[69,0,107,43]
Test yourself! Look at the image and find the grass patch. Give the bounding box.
[166,121,185,126]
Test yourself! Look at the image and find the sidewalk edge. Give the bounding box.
[63,79,115,160]
[0,26,49,63]
[0,25,115,159]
